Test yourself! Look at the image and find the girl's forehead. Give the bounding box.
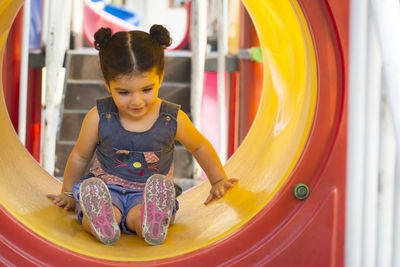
[113,71,159,85]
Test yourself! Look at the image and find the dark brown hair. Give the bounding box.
[94,25,172,85]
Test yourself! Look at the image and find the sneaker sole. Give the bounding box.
[79,178,120,245]
[142,175,175,245]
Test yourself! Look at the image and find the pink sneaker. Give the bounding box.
[79,178,120,245]
[141,174,175,245]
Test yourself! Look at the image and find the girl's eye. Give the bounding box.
[143,88,153,93]
[118,91,129,95]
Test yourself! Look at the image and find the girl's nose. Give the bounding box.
[130,93,142,105]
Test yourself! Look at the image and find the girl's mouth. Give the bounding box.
[130,107,144,113]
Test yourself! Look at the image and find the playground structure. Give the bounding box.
[83,0,189,50]
[0,0,350,266]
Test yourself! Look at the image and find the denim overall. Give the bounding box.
[73,96,180,234]
[95,96,179,181]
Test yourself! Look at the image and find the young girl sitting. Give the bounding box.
[47,25,237,246]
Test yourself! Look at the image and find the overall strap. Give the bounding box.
[96,96,118,115]
[160,100,181,119]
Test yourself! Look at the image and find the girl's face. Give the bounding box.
[106,68,163,120]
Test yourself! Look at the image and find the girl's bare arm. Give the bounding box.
[47,107,99,209]
[175,110,238,204]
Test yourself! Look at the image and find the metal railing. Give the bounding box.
[346,0,400,266]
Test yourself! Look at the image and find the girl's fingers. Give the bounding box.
[204,194,215,205]
[206,178,238,204]
[55,198,66,207]
[219,188,225,197]
[225,182,234,189]
[224,178,238,189]
[67,200,76,210]
[48,193,76,210]
[50,195,61,203]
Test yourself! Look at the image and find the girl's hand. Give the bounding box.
[46,193,76,211]
[204,178,238,205]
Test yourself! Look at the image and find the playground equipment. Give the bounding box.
[83,0,189,50]
[0,0,347,265]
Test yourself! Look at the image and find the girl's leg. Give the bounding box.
[125,204,143,238]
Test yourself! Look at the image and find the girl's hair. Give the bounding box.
[93,25,172,85]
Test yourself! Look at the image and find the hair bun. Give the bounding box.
[94,27,112,50]
[149,24,172,48]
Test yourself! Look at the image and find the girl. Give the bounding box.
[47,25,237,246]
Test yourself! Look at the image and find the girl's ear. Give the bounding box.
[103,78,111,93]
[159,71,165,84]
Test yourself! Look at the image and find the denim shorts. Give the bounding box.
[73,179,179,235]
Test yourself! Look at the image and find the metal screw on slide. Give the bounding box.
[293,184,309,200]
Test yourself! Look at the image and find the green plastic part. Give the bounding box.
[250,47,263,63]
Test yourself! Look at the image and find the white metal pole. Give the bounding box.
[190,0,206,130]
[41,0,49,48]
[392,132,400,267]
[18,0,31,145]
[369,1,400,266]
[71,0,83,48]
[345,0,368,266]
[40,67,47,165]
[217,0,228,164]
[42,0,71,174]
[361,10,381,267]
[376,95,396,267]
[190,0,207,177]
[40,0,49,162]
